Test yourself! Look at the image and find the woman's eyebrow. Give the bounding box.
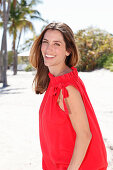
[53,40,62,44]
[42,38,62,44]
[42,38,48,41]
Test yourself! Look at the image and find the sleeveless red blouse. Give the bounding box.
[39,67,108,170]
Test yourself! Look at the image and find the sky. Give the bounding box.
[0,0,113,55]
[36,0,113,35]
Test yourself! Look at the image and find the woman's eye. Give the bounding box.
[54,43,60,46]
[42,41,48,44]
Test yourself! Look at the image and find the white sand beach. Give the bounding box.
[0,68,113,170]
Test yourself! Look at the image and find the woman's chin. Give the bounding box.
[44,62,53,67]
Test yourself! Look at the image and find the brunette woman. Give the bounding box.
[30,22,108,170]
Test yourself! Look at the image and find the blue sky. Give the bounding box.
[0,0,113,55]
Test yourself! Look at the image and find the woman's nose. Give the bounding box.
[46,44,54,53]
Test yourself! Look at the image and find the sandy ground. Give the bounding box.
[0,68,113,170]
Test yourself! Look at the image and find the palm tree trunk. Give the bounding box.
[13,0,16,8]
[2,0,8,87]
[12,0,17,75]
[0,48,3,83]
[2,26,8,87]
[0,1,3,82]
[0,0,11,87]
[13,46,17,75]
[17,30,22,52]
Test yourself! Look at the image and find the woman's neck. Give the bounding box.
[49,65,72,77]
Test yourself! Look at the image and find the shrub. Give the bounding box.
[24,64,33,72]
[103,53,113,71]
[75,27,113,71]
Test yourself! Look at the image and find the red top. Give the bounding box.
[39,67,108,170]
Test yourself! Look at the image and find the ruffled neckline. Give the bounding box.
[48,66,78,86]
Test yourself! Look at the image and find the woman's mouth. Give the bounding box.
[45,55,56,59]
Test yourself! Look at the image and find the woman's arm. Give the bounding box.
[64,85,92,170]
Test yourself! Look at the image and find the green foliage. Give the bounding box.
[103,53,113,71]
[1,0,47,54]
[96,54,108,68]
[24,64,33,71]
[18,55,29,64]
[8,51,13,66]
[75,27,113,71]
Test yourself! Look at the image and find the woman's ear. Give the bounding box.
[66,50,71,56]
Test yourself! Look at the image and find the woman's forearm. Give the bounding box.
[67,133,92,170]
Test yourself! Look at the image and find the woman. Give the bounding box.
[29,22,108,170]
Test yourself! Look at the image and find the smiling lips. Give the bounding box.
[45,54,56,58]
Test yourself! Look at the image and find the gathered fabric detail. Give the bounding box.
[49,83,69,114]
[48,67,78,86]
[48,67,79,115]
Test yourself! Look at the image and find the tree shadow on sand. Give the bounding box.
[0,87,26,95]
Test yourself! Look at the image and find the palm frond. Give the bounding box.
[30,15,46,22]
[7,0,46,53]
[29,9,40,15]
[28,0,42,7]
[19,37,35,52]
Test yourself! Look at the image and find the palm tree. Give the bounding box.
[8,0,46,75]
[19,22,49,53]
[0,0,11,87]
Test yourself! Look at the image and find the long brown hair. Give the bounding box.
[29,22,80,94]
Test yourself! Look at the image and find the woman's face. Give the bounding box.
[41,29,70,68]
